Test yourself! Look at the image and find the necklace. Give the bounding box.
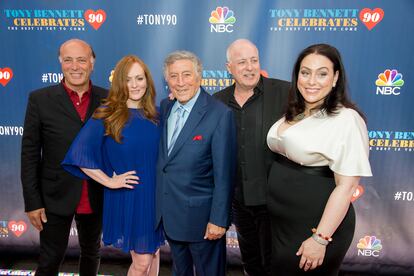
[293,109,325,121]
[293,113,305,121]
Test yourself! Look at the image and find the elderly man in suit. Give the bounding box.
[156,50,236,276]
[21,39,107,275]
[214,39,290,276]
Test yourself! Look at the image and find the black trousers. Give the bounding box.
[232,199,272,276]
[36,212,102,276]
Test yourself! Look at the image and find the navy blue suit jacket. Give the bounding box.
[156,89,236,242]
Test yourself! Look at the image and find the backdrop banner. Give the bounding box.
[1,0,413,274]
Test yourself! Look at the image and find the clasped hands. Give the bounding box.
[296,236,326,271]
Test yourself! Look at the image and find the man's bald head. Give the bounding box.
[226,39,258,63]
[58,39,95,63]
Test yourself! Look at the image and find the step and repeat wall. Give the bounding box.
[1,0,413,274]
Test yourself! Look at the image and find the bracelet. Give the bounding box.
[311,233,329,246]
[311,228,332,244]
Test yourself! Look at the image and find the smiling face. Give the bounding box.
[126,62,147,108]
[59,40,94,92]
[297,53,339,111]
[226,40,261,91]
[166,59,201,104]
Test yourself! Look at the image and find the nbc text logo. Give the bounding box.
[357,235,382,257]
[375,69,404,95]
[209,7,236,33]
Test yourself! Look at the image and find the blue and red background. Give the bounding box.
[1,0,413,274]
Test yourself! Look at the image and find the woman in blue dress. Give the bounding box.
[63,55,164,276]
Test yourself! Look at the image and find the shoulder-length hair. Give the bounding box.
[93,55,158,143]
[285,43,365,122]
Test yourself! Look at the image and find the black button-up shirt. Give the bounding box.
[228,78,265,203]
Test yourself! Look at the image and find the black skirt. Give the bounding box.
[267,155,355,276]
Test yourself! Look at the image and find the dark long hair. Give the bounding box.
[93,55,158,143]
[285,43,365,122]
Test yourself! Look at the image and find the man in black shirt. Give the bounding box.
[214,39,289,276]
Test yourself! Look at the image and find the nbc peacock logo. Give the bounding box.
[357,235,383,257]
[209,7,236,33]
[375,69,404,96]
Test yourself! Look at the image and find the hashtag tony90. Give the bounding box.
[394,191,413,201]
[136,14,177,25]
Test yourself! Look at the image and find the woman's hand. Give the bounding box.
[105,170,139,189]
[81,168,140,189]
[296,237,326,271]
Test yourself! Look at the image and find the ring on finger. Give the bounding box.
[306,262,311,266]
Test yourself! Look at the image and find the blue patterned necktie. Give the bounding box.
[168,105,186,155]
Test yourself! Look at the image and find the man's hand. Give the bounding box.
[26,208,47,231]
[204,222,226,240]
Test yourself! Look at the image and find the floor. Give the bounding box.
[0,251,403,276]
[0,251,245,276]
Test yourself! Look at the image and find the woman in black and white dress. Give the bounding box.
[266,44,372,275]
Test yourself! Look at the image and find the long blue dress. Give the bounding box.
[62,108,165,254]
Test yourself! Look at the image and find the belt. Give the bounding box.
[273,153,334,178]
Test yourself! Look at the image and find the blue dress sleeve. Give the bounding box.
[62,117,111,179]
